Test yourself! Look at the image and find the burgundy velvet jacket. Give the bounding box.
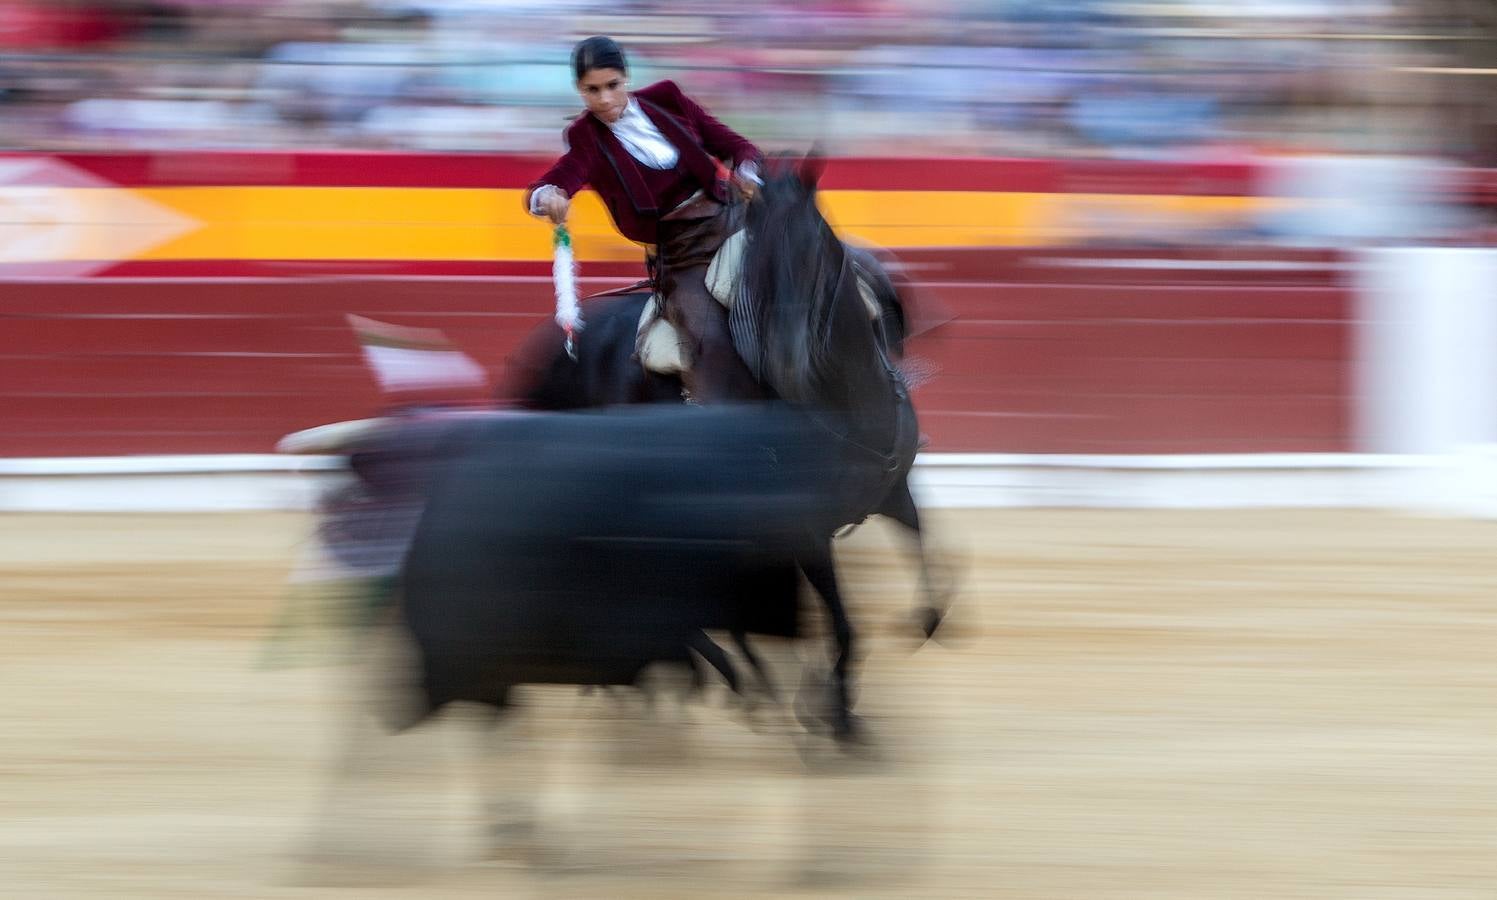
[524,80,762,245]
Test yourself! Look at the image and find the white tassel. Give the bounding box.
[553,225,581,335]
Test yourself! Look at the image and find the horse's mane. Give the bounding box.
[737,159,853,404]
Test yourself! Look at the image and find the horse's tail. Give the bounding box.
[495,313,570,409]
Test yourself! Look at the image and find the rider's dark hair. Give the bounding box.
[572,36,628,81]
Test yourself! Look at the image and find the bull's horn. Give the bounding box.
[275,418,386,455]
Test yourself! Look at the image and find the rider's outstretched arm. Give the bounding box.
[524,139,590,220]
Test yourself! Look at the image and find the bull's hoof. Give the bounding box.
[483,820,537,860]
[287,835,431,887]
[484,830,569,872]
[380,695,434,734]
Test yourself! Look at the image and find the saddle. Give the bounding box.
[635,231,884,376]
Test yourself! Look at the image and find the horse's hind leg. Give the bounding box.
[798,543,862,745]
[880,475,950,642]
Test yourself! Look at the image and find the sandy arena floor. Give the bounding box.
[3,509,1497,899]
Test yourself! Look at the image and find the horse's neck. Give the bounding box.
[813,275,905,437]
[751,201,906,435]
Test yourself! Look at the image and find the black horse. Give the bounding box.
[500,159,951,737]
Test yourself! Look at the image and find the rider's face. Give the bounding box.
[577,68,628,125]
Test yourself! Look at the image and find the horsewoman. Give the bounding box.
[525,36,764,403]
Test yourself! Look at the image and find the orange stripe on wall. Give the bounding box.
[12,186,1282,265]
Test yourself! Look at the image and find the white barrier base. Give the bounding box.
[5,450,1497,515]
[0,456,344,513]
[911,453,1446,512]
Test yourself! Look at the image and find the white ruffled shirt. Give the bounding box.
[609,97,679,170]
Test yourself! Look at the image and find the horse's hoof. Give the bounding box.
[737,698,771,734]
[916,605,944,642]
[922,602,976,650]
[831,710,867,745]
[794,701,824,734]
[834,716,887,767]
[793,684,830,735]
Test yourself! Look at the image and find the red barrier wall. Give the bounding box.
[0,246,1352,457]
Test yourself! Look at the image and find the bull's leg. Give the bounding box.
[297,619,433,877]
[731,628,781,704]
[799,544,862,744]
[471,690,542,857]
[688,629,741,695]
[301,689,389,868]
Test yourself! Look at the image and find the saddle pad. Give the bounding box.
[636,295,689,375]
[705,228,747,309]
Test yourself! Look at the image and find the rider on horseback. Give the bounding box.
[525,36,764,402]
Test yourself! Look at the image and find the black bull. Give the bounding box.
[386,402,880,728]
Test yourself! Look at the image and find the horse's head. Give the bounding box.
[747,152,825,229]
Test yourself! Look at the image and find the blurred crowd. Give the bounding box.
[0,0,1493,163]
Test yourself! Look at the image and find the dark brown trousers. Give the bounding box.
[653,194,762,402]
